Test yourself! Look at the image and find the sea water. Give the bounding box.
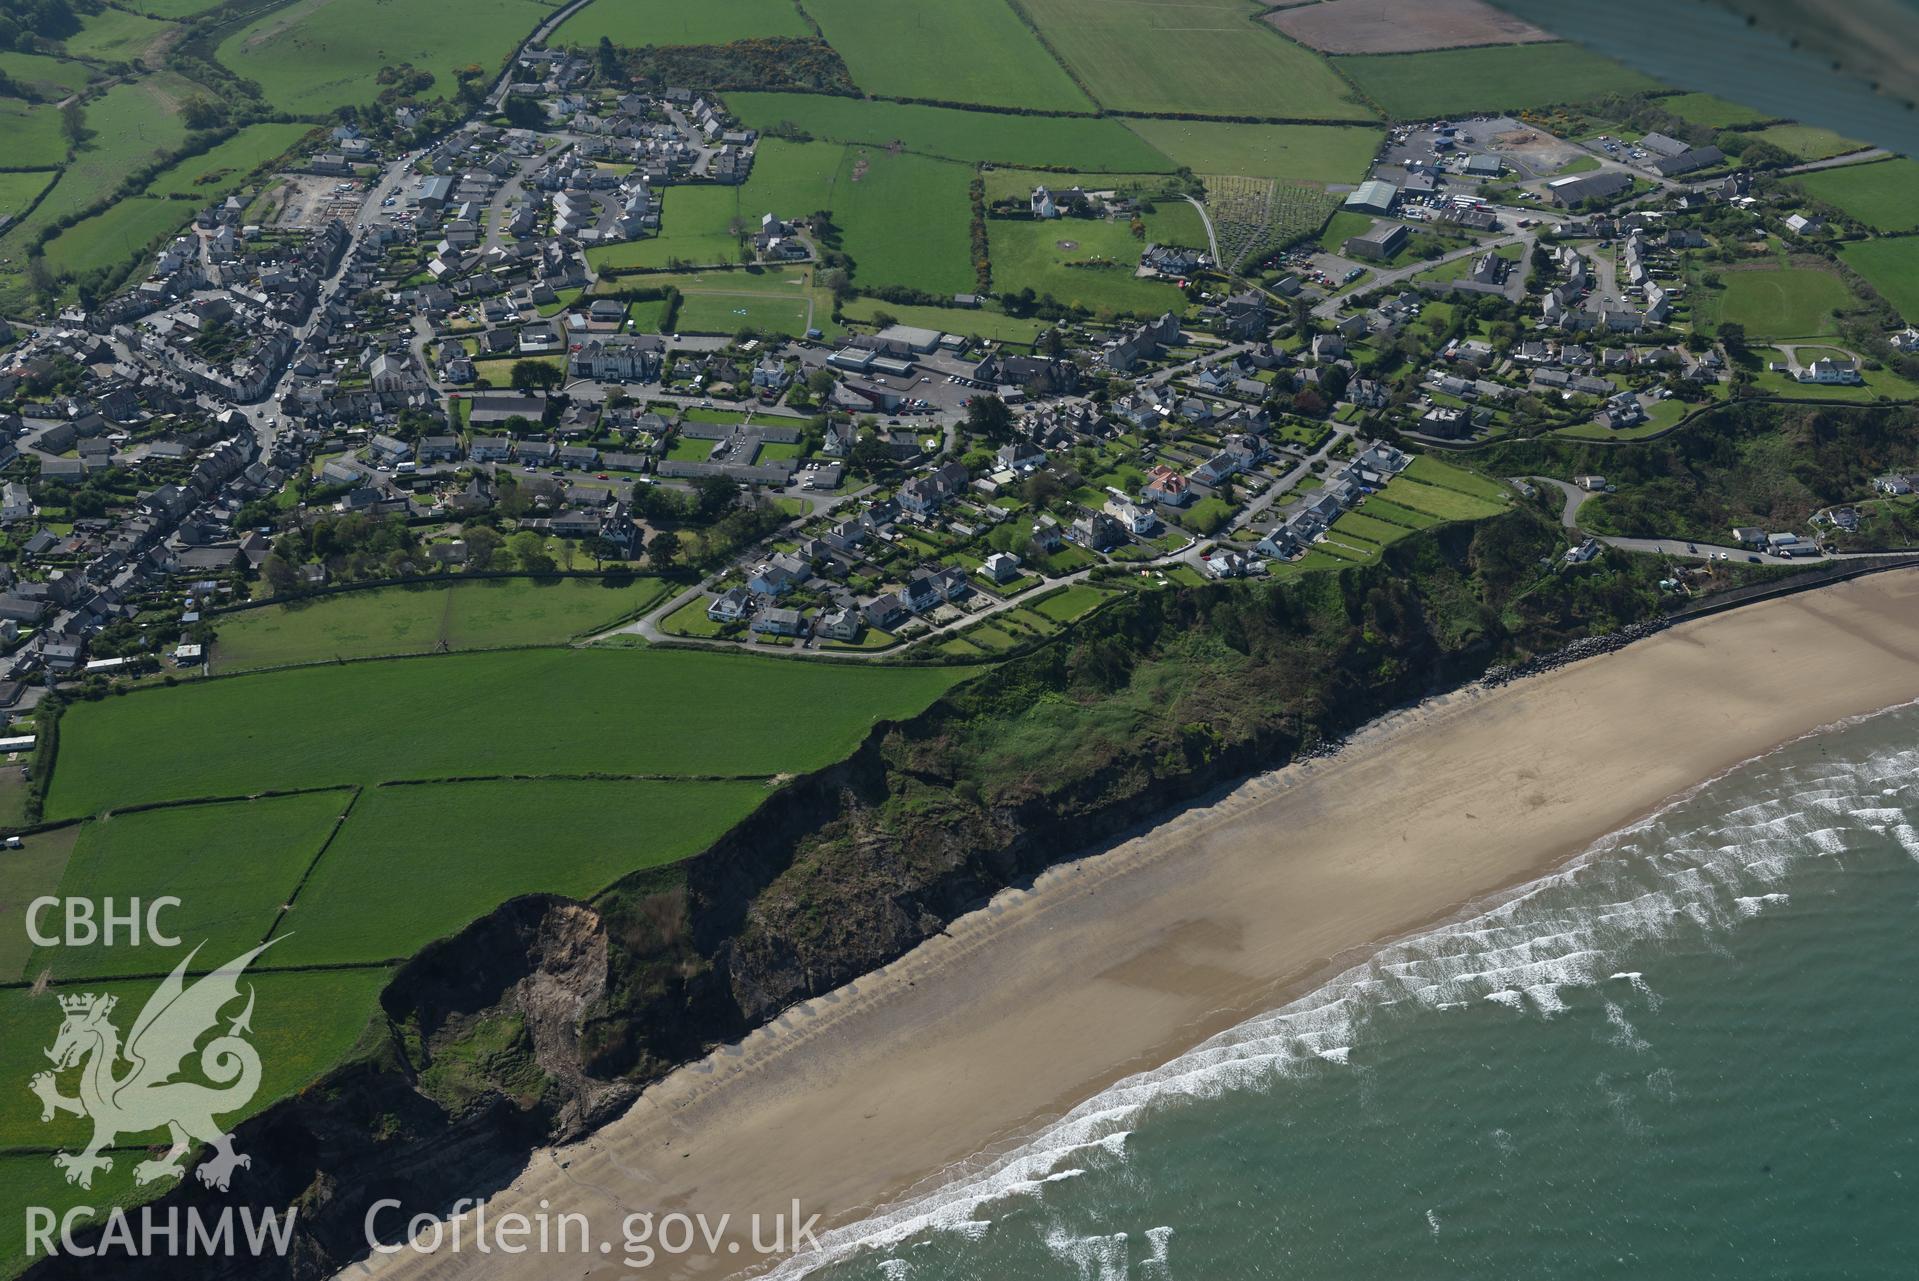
[777,700,1919,1279]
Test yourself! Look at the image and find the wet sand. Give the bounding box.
[346,569,1919,1281]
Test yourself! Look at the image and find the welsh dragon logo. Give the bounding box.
[30,941,275,1192]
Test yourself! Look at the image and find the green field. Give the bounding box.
[833,146,976,294]
[1752,122,1865,162]
[0,98,68,169]
[47,649,970,817]
[0,170,56,222]
[728,93,1172,171]
[1140,199,1207,246]
[0,966,390,1179]
[989,216,1185,317]
[1839,237,1919,323]
[212,577,671,672]
[677,289,812,335]
[1032,584,1116,623]
[587,183,744,270]
[1702,264,1853,339]
[42,197,188,276]
[594,140,974,291]
[1792,158,1919,233]
[270,778,771,964]
[0,72,196,290]
[551,0,807,46]
[20,793,348,982]
[1019,0,1362,118]
[596,264,833,334]
[1121,119,1381,185]
[63,6,174,62]
[1333,43,1660,119]
[122,0,235,14]
[737,137,848,215]
[0,50,96,98]
[145,123,314,197]
[840,297,1051,344]
[802,0,1092,111]
[981,168,1186,204]
[219,0,551,115]
[1657,92,1772,129]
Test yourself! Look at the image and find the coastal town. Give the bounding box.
[1,40,1915,682]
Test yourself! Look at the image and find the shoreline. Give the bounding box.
[347,569,1919,1281]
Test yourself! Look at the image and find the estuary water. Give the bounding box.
[778,700,1919,1280]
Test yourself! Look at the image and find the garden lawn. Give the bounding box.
[833,146,975,294]
[1333,43,1660,119]
[802,0,1091,111]
[212,577,671,672]
[0,170,56,222]
[22,792,348,982]
[551,0,807,46]
[1839,237,1919,324]
[46,648,970,816]
[1704,264,1853,339]
[1121,120,1382,185]
[270,779,771,964]
[1792,158,1919,233]
[988,217,1186,317]
[727,93,1171,171]
[0,968,390,1152]
[218,0,550,115]
[1019,0,1364,119]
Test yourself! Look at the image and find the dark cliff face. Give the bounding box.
[39,508,1647,1280]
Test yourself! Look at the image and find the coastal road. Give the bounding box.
[1522,475,1900,566]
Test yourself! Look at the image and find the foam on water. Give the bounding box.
[771,705,1919,1279]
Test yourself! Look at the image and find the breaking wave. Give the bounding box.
[771,701,1919,1278]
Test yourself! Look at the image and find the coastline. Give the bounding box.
[347,568,1919,1281]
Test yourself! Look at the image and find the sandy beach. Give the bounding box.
[347,569,1919,1281]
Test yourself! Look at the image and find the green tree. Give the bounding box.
[965,394,1013,445]
[509,531,556,573]
[463,525,502,569]
[648,529,681,570]
[510,360,562,394]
